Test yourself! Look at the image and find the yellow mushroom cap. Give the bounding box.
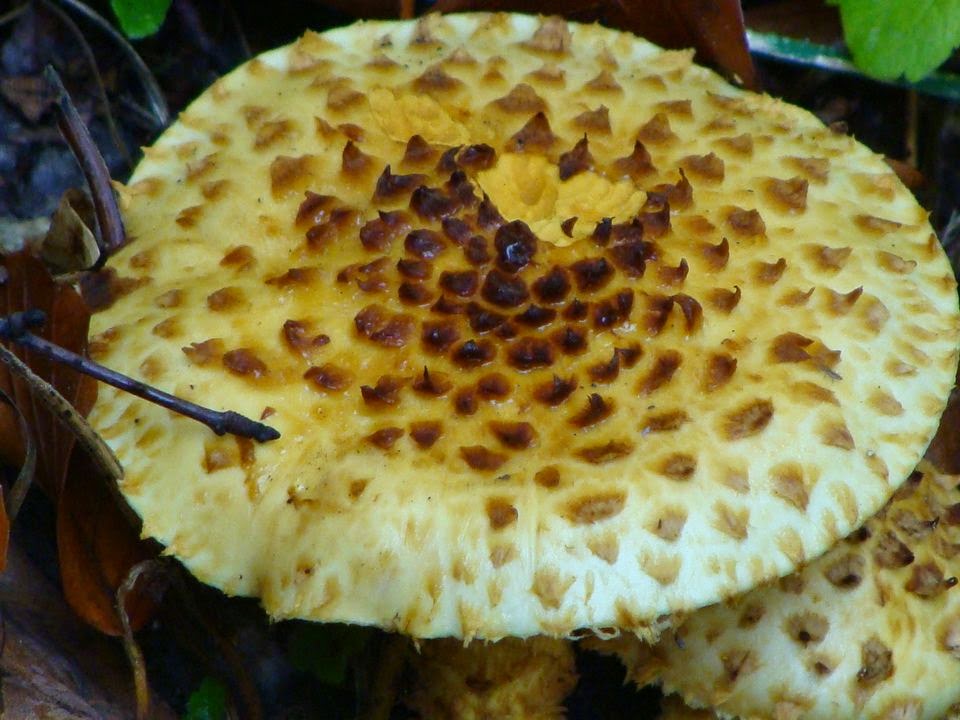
[610,464,960,719]
[88,14,959,640]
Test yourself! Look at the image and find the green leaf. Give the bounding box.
[286,623,373,686]
[828,0,960,82]
[183,678,227,720]
[110,0,173,39]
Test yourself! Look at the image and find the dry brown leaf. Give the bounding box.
[57,447,159,637]
[39,188,102,273]
[0,251,96,497]
[0,535,175,719]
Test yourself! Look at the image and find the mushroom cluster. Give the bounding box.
[86,12,959,703]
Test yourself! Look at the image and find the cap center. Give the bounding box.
[476,153,646,247]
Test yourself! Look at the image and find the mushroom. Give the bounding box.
[85,12,959,710]
[595,463,960,719]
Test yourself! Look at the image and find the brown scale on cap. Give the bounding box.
[451,338,497,368]
[592,289,634,330]
[681,153,724,182]
[562,298,589,322]
[826,286,864,315]
[438,269,479,297]
[573,105,611,134]
[575,440,634,464]
[477,194,506,231]
[482,269,530,308]
[266,267,319,289]
[727,207,766,237]
[569,257,614,292]
[373,166,428,202]
[341,141,374,176]
[465,303,506,334]
[401,134,438,167]
[360,375,406,407]
[716,133,754,156]
[222,348,268,379]
[587,351,621,383]
[700,237,729,271]
[412,367,453,397]
[207,286,246,311]
[492,83,547,114]
[550,325,589,356]
[651,171,693,211]
[282,319,329,355]
[295,192,336,226]
[405,229,448,260]
[220,246,255,270]
[558,136,594,180]
[494,221,538,273]
[367,427,404,450]
[507,337,555,370]
[658,259,689,287]
[811,245,853,271]
[354,304,415,347]
[489,421,537,449]
[456,144,497,171]
[515,304,556,328]
[568,393,613,428]
[453,387,478,416]
[504,112,557,152]
[409,420,442,448]
[755,258,787,285]
[636,351,682,396]
[182,338,225,366]
[707,286,741,313]
[410,186,462,221]
[765,177,809,211]
[413,65,462,94]
[460,445,507,472]
[464,235,492,264]
[532,266,572,304]
[532,375,577,406]
[658,453,697,481]
[305,207,359,250]
[612,140,655,180]
[637,113,675,144]
[397,282,437,307]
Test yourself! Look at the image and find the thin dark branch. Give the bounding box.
[39,0,132,169]
[222,0,251,60]
[44,65,127,268]
[0,310,280,443]
[54,0,170,128]
[0,3,29,28]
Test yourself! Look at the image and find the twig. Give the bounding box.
[0,2,29,28]
[44,65,127,268]
[54,0,170,128]
[0,310,280,443]
[118,559,172,720]
[0,343,123,485]
[39,0,132,170]
[222,0,251,60]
